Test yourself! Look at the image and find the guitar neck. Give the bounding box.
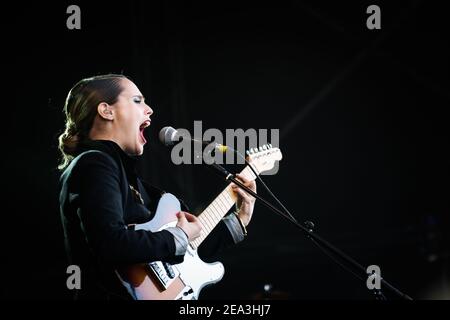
[190,165,257,249]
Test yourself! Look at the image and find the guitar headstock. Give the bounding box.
[246,144,282,175]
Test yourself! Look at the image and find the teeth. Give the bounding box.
[140,120,151,129]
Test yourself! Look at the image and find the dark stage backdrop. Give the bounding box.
[3,1,449,300]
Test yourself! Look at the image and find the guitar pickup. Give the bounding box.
[163,262,176,279]
[149,261,179,289]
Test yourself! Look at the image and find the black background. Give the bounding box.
[2,1,449,300]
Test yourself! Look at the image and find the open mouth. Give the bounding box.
[139,120,151,144]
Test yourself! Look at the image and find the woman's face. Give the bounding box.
[111,78,153,156]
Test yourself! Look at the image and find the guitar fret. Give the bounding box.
[210,202,222,219]
[200,216,213,235]
[221,191,234,206]
[200,211,214,231]
[216,196,230,213]
[220,192,232,206]
[207,207,221,227]
[216,197,230,218]
[206,203,221,219]
[204,207,220,226]
[214,197,225,212]
[199,210,212,228]
[212,199,226,217]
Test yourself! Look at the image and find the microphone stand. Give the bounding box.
[207,162,413,300]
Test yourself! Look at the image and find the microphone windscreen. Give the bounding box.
[159,126,178,146]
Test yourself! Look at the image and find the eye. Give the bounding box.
[134,98,142,104]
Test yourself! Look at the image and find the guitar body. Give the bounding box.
[116,193,225,300]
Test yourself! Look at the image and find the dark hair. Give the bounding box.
[58,74,128,170]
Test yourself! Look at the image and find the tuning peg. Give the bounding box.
[259,146,263,152]
[246,150,250,156]
[268,144,273,149]
[262,145,268,151]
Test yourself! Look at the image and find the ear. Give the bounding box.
[97,102,114,121]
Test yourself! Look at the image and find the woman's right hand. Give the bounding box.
[176,211,202,241]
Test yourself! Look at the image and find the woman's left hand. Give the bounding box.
[231,173,257,227]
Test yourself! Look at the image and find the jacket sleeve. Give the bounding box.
[71,152,184,267]
[198,214,246,261]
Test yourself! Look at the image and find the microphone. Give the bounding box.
[158,126,229,153]
[158,126,180,146]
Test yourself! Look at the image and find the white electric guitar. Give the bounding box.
[116,145,282,300]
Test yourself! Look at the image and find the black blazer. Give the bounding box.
[59,140,236,299]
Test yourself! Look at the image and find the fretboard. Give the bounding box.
[190,165,257,249]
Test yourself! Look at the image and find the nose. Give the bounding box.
[145,103,153,116]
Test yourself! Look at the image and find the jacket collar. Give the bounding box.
[75,139,139,177]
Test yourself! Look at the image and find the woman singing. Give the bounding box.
[58,74,256,300]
